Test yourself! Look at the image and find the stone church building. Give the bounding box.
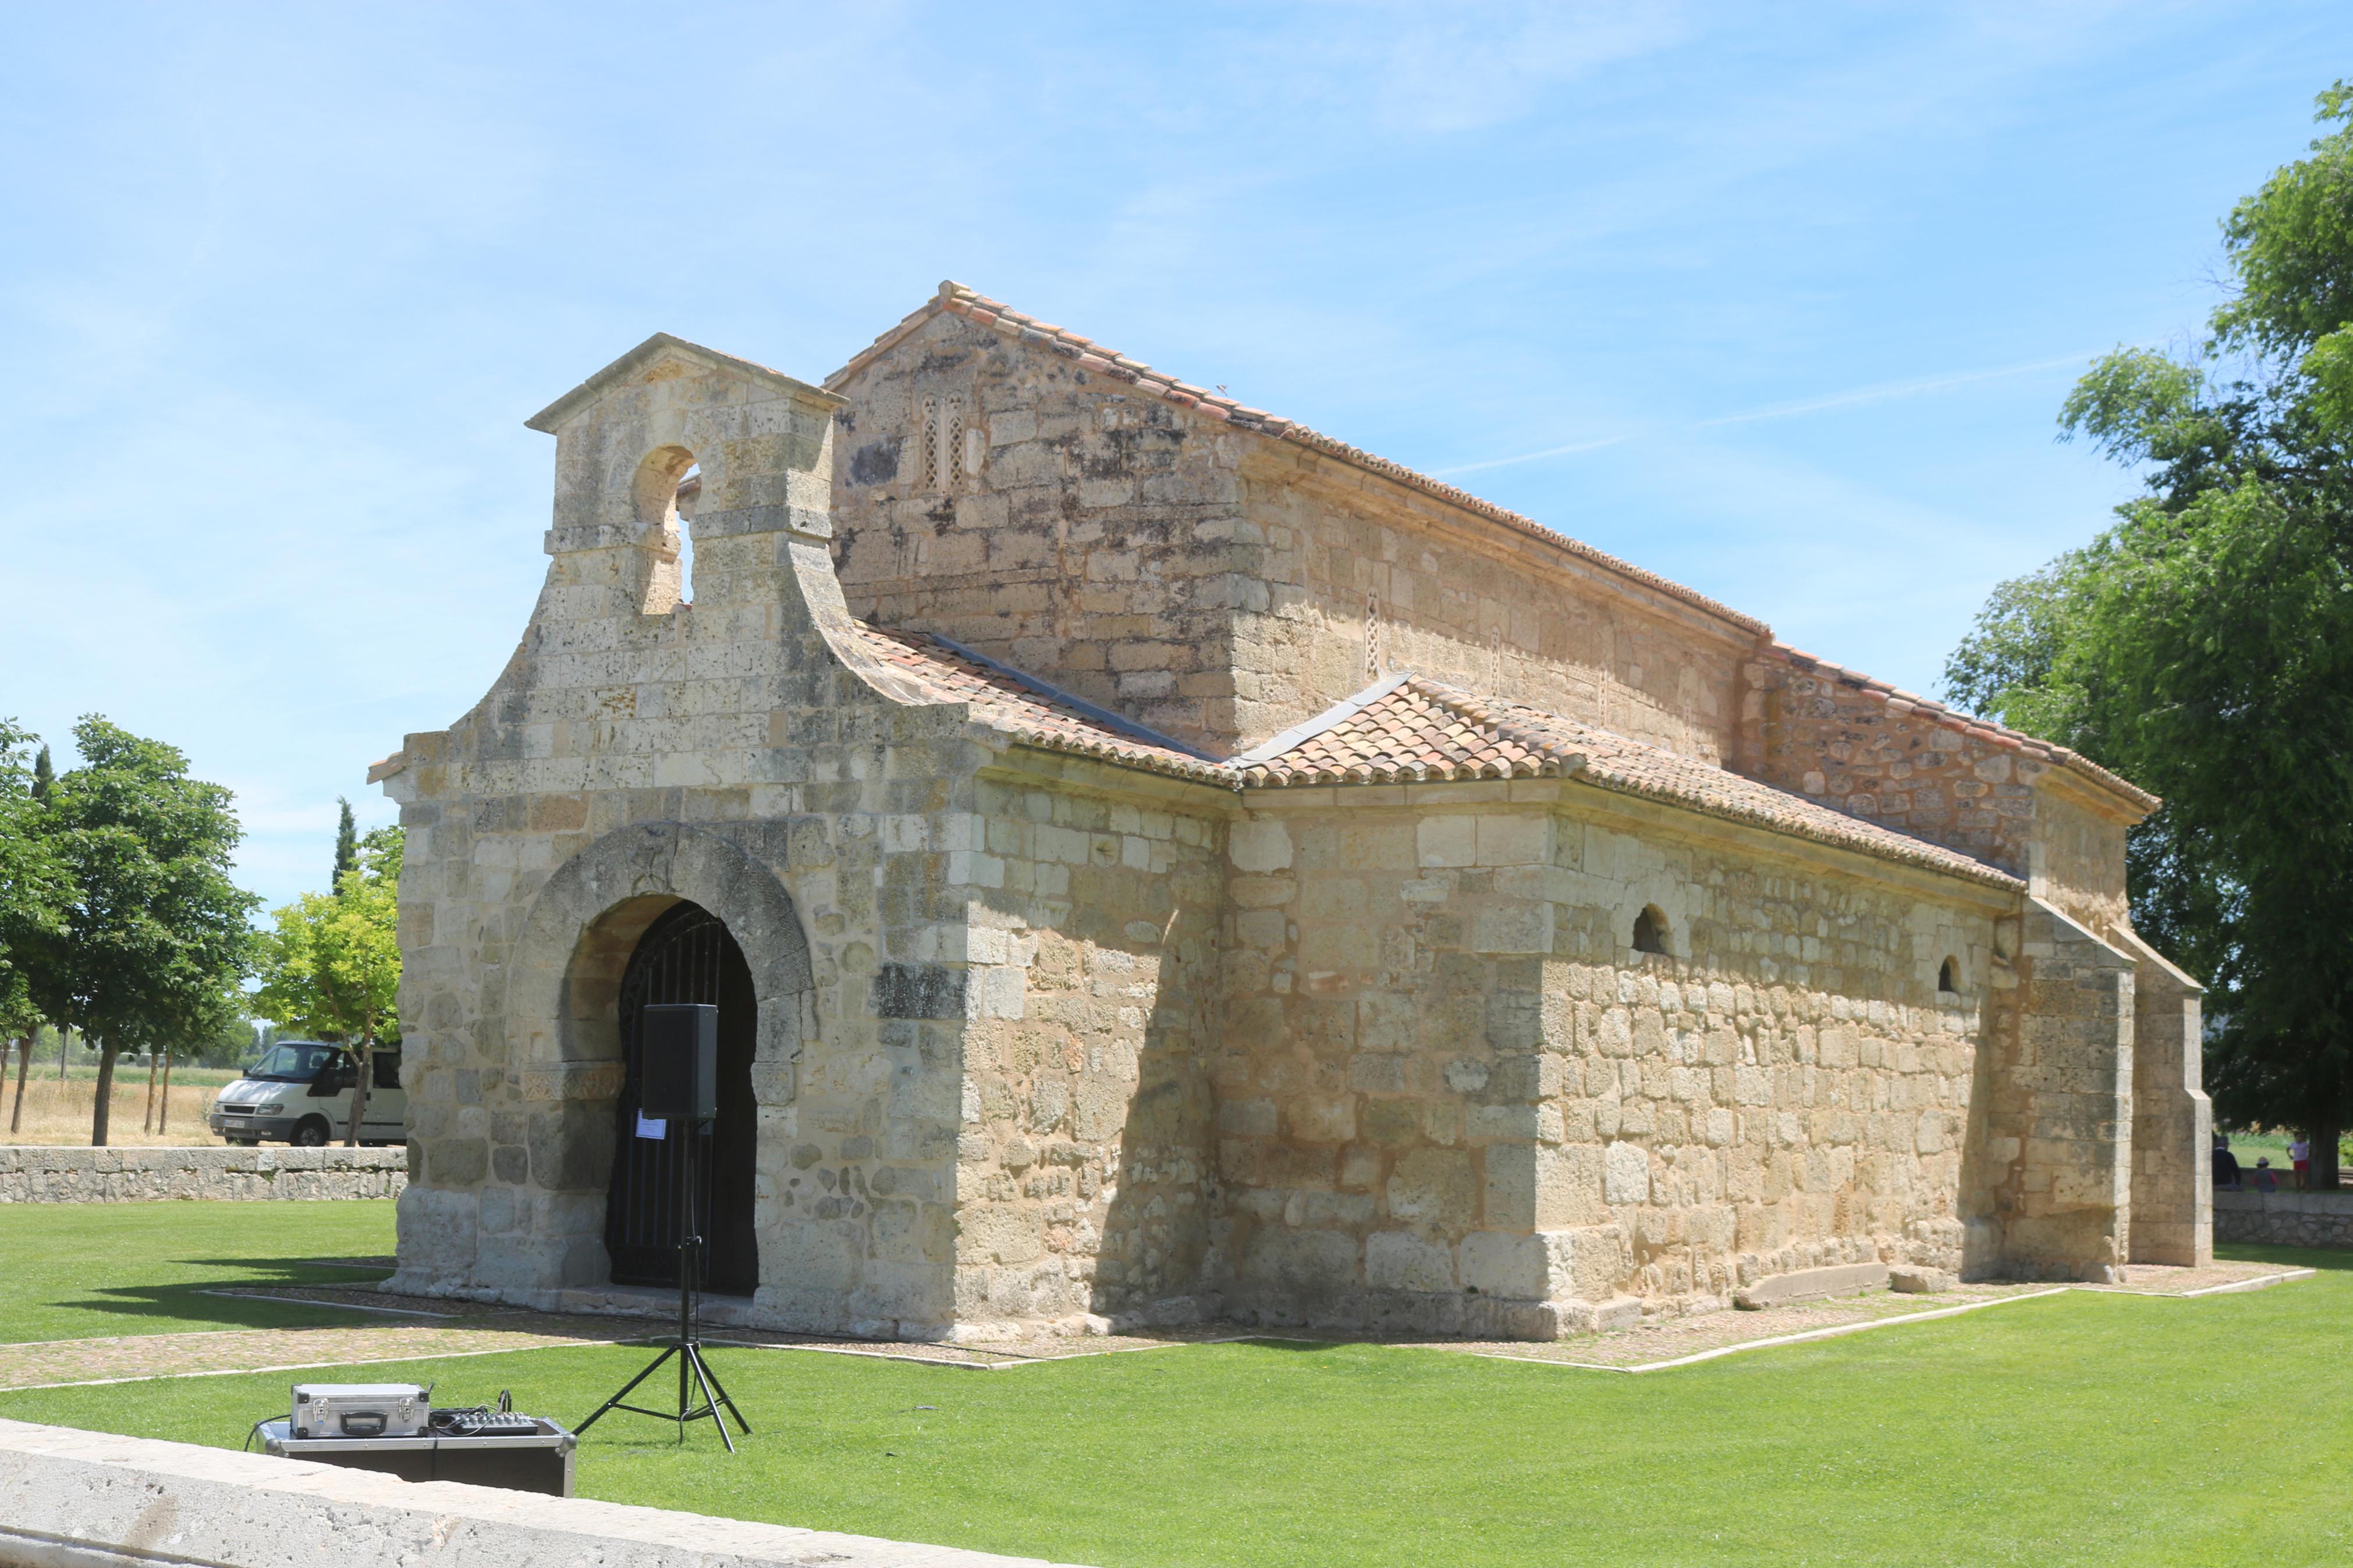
[372,282,2210,1341]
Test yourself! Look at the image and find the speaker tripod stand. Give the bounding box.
[577,1116,751,1451]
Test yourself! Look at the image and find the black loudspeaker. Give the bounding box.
[639,1004,718,1121]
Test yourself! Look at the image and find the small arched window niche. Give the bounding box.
[1937,957,1961,995]
[631,445,701,614]
[1631,906,1670,958]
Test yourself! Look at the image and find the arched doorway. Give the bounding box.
[604,901,759,1295]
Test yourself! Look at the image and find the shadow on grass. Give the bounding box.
[2216,1242,2353,1273]
[44,1256,395,1331]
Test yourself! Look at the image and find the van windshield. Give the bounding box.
[249,1043,345,1082]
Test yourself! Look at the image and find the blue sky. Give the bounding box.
[2,3,2345,911]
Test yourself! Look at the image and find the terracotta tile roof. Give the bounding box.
[1230,673,1584,785]
[1239,674,2023,888]
[851,622,1229,783]
[1762,642,2160,815]
[826,283,1769,638]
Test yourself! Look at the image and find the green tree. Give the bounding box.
[254,824,402,1144]
[0,721,69,1135]
[1946,83,2353,1189]
[194,1010,260,1069]
[332,797,357,887]
[16,718,258,1145]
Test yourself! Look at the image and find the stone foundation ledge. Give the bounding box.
[377,1272,1228,1346]
[380,1274,953,1343]
[0,1416,1095,1568]
[2214,1187,2353,1249]
[0,1145,407,1204]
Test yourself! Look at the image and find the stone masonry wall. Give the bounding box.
[0,1146,406,1204]
[1738,651,2135,935]
[1235,446,1755,763]
[2213,1189,2353,1249]
[1975,899,2135,1281]
[831,310,1763,764]
[2117,925,2212,1266]
[2026,785,2132,939]
[830,308,1255,755]
[949,758,1229,1334]
[1216,778,2003,1334]
[1741,653,2046,874]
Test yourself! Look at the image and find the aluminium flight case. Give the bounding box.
[257,1416,576,1496]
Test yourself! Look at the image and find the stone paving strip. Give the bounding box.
[0,1260,2313,1393]
[0,1314,638,1392]
[1431,1257,2315,1372]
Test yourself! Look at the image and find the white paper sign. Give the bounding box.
[634,1111,668,1140]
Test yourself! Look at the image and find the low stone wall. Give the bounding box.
[0,1417,1091,1568]
[2213,1188,2353,1250]
[0,1145,407,1204]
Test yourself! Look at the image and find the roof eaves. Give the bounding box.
[1406,676,2022,889]
[1567,765,2026,891]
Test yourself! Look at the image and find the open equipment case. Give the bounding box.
[257,1385,576,1497]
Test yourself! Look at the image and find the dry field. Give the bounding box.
[0,1073,225,1146]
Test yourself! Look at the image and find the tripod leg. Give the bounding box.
[576,1343,679,1435]
[684,1346,736,1455]
[677,1314,690,1443]
[690,1345,753,1435]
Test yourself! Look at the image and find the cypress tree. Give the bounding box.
[332,797,357,888]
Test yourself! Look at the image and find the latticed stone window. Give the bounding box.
[914,393,969,494]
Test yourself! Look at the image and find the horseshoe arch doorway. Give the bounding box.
[603,901,759,1295]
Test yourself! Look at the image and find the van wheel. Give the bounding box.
[292,1118,331,1147]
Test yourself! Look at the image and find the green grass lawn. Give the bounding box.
[0,1200,395,1341]
[1,1203,2345,1567]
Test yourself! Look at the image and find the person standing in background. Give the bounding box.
[2213,1132,2242,1192]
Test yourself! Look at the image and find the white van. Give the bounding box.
[207,1039,406,1147]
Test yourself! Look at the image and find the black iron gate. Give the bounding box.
[604,901,760,1295]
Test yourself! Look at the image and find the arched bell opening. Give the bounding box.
[604,900,760,1295]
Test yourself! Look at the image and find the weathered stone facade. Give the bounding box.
[1213,783,2007,1335]
[374,286,2210,1341]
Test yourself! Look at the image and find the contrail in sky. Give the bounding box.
[1430,350,2101,478]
